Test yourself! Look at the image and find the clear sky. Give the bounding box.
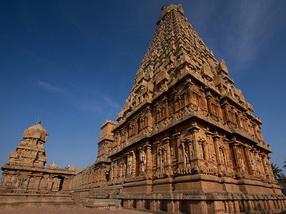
[0,0,285,171]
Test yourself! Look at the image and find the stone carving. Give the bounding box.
[127,151,136,176]
[1,3,285,214]
[139,149,146,174]
[0,123,76,194]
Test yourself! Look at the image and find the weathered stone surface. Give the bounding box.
[71,4,286,213]
[1,3,286,214]
[0,123,76,201]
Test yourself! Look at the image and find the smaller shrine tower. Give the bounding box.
[8,122,48,168]
[0,123,76,194]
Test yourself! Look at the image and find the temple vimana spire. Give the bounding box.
[0,123,75,197]
[1,4,286,214]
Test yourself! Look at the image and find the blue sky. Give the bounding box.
[0,0,285,171]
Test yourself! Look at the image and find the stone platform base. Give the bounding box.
[84,199,121,210]
[120,192,286,214]
[0,205,147,214]
[0,193,74,207]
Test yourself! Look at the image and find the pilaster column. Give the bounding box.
[172,132,180,169]
[179,138,186,168]
[113,160,118,181]
[145,143,153,179]
[206,90,213,117]
[188,123,200,172]
[189,124,199,160]
[163,96,169,119]
[132,151,136,176]
[233,201,241,214]
[164,138,172,176]
[110,163,114,180]
[36,175,43,192]
[213,133,222,175]
[260,155,269,180]
[156,143,160,172]
[244,147,253,175]
[146,106,153,133]
[230,138,244,177]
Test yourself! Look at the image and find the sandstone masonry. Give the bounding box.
[1,4,286,214]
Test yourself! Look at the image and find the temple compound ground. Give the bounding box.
[1,4,286,214]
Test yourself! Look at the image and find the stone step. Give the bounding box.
[84,198,121,210]
[89,191,109,199]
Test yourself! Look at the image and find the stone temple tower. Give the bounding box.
[0,123,75,194]
[70,4,286,213]
[8,122,48,168]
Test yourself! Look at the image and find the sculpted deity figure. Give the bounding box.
[184,146,190,165]
[180,136,194,167]
[139,150,146,173]
[157,148,164,173]
[236,148,246,172]
[127,153,134,176]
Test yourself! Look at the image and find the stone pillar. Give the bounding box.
[132,151,136,176]
[168,200,180,214]
[261,155,271,181]
[244,147,254,175]
[146,106,153,133]
[282,200,286,209]
[180,140,186,168]
[150,200,155,212]
[110,163,114,180]
[186,78,194,107]
[172,133,180,169]
[129,200,134,208]
[242,200,248,211]
[229,201,235,213]
[191,131,199,160]
[151,200,159,212]
[165,138,172,175]
[213,133,222,175]
[151,200,160,212]
[188,123,200,173]
[213,201,225,214]
[137,200,144,209]
[163,96,169,119]
[206,91,213,117]
[247,200,254,211]
[266,157,275,182]
[35,176,42,192]
[156,144,160,172]
[233,201,241,214]
[230,140,243,177]
[145,143,153,179]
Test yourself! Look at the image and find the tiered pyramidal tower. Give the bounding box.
[0,123,76,195]
[72,4,286,213]
[8,123,48,168]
